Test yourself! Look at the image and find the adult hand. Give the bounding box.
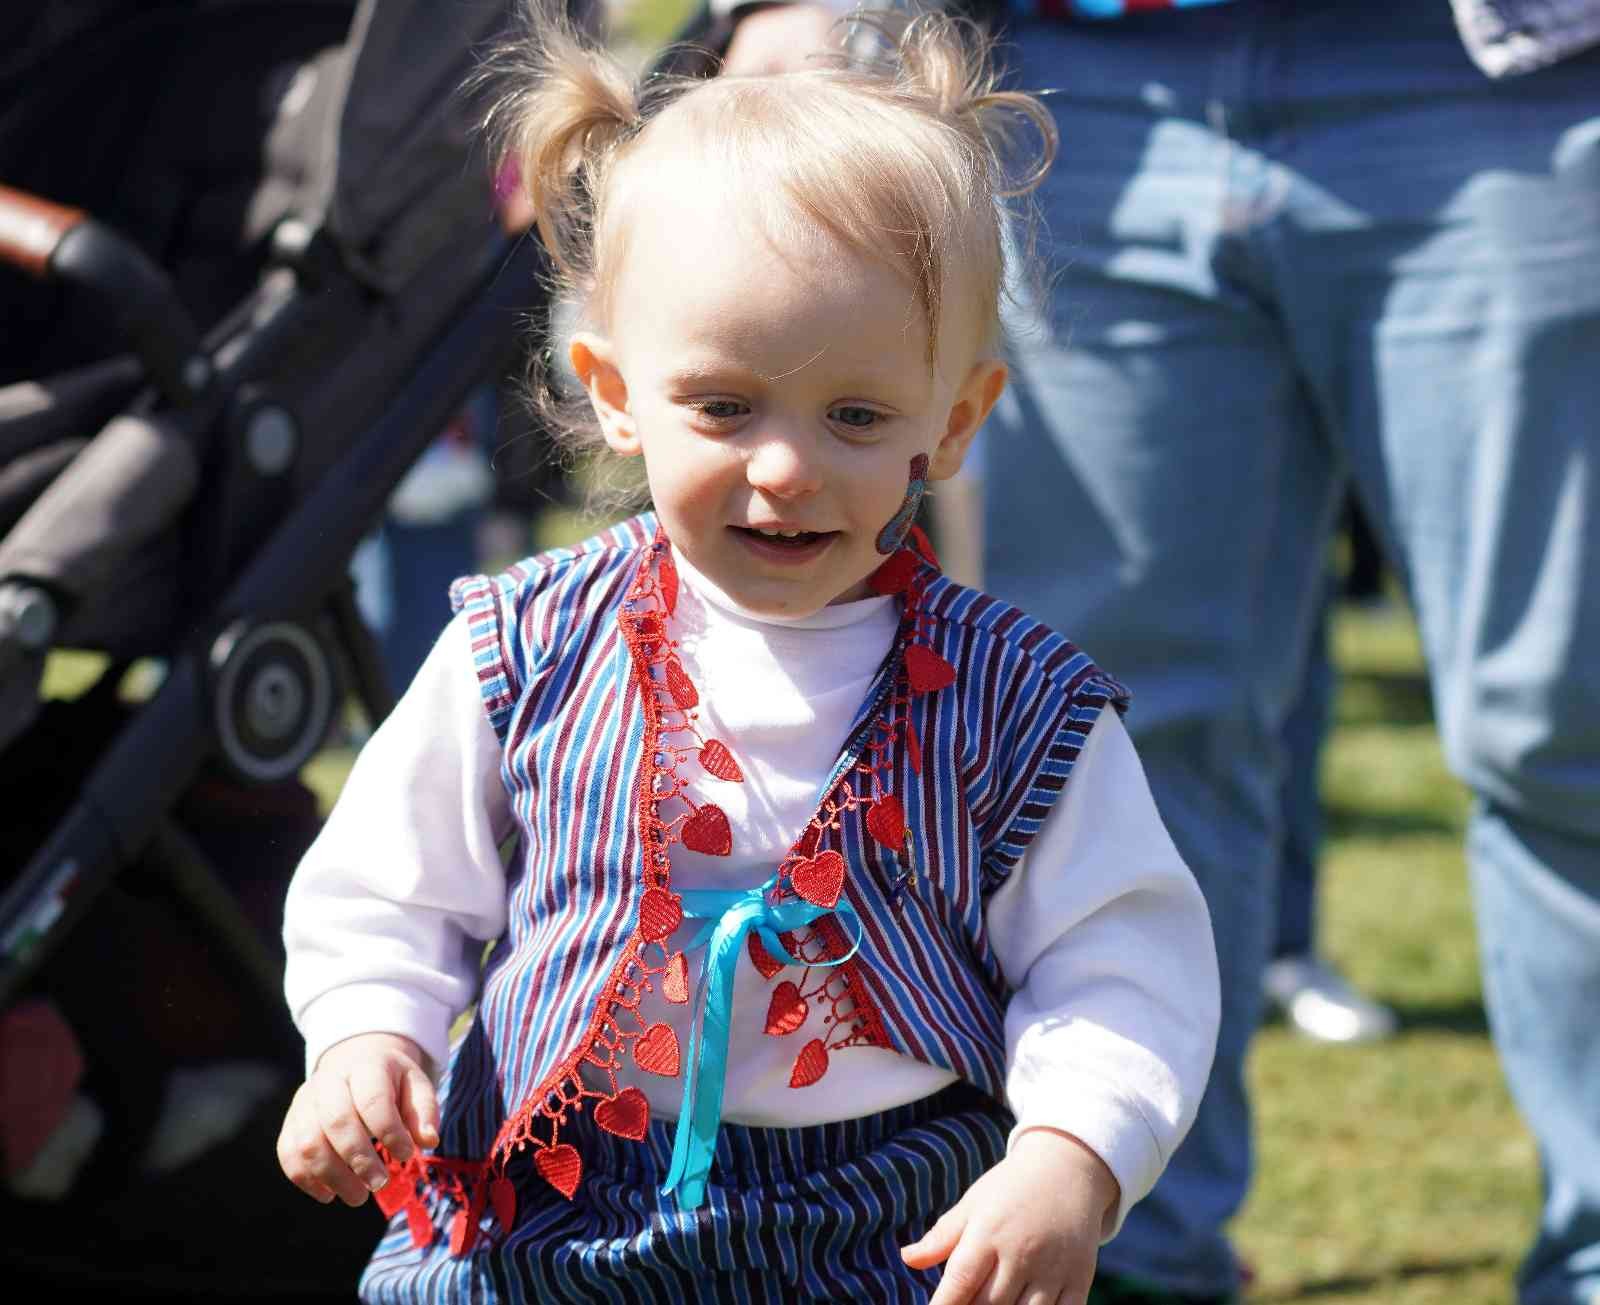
[721,4,841,75]
[276,1031,439,1207]
[901,1128,1121,1305]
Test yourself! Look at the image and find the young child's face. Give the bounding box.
[572,179,1006,617]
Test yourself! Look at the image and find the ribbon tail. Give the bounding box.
[661,910,752,1208]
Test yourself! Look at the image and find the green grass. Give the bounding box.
[1231,603,1538,1303]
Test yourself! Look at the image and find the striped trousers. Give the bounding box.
[360,1082,1011,1303]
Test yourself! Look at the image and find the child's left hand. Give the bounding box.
[901,1128,1120,1305]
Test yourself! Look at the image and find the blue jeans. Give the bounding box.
[985,3,1600,1299]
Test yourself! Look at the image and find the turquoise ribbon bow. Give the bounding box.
[660,876,863,1209]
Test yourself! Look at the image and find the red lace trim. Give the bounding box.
[400,527,948,1253]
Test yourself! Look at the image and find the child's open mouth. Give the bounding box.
[732,526,838,562]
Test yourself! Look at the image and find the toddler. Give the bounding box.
[277,10,1220,1302]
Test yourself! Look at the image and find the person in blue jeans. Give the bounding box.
[723,0,1600,1300]
[974,4,1600,1302]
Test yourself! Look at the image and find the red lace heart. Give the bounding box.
[790,850,845,908]
[594,1086,651,1141]
[639,887,683,942]
[764,980,809,1036]
[747,932,784,980]
[866,793,907,851]
[868,548,918,596]
[908,523,938,566]
[448,1207,477,1256]
[905,644,955,693]
[661,950,689,1003]
[665,657,698,710]
[405,1201,433,1248]
[535,1143,582,1199]
[681,803,731,856]
[490,1176,517,1233]
[699,738,744,782]
[634,1022,681,1077]
[374,1163,411,1217]
[789,1038,830,1088]
[659,550,679,614]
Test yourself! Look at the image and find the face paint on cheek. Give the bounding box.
[875,453,930,555]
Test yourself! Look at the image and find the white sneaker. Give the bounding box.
[1263,955,1398,1044]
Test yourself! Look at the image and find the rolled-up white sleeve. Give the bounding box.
[986,710,1220,1240]
[283,612,512,1077]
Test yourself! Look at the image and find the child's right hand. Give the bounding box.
[276,1032,440,1206]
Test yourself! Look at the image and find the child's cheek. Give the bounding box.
[874,453,930,555]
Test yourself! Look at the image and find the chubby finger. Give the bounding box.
[397,1061,441,1151]
[928,1239,998,1305]
[278,1085,364,1206]
[902,1201,970,1269]
[347,1060,417,1164]
[311,1073,387,1201]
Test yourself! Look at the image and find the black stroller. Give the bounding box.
[0,0,546,1293]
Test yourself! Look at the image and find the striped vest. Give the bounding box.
[377,514,1126,1253]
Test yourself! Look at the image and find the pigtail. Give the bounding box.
[474,4,643,289]
[878,10,1058,198]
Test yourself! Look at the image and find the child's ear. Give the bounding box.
[927,359,1007,481]
[570,333,638,455]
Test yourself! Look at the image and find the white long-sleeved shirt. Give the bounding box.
[283,552,1218,1235]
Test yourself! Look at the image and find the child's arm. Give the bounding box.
[904,710,1220,1301]
[278,613,513,1203]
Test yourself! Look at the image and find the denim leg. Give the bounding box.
[986,15,1339,1294]
[1261,7,1600,1299]
[1275,595,1333,959]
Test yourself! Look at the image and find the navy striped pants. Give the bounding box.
[360,1082,1011,1304]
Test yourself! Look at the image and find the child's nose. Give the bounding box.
[745,434,823,500]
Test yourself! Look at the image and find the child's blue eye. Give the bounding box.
[694,400,747,421]
[830,405,880,429]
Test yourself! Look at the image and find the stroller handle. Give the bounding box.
[0,184,85,278]
[0,183,206,404]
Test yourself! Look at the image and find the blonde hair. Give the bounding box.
[477,4,1056,496]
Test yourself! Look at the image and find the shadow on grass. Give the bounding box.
[1390,996,1490,1037]
[1336,669,1434,730]
[1323,800,1460,840]
[1248,1251,1504,1301]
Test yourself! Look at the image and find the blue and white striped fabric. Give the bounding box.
[363,515,1126,1300]
[364,1082,1010,1302]
[1011,0,1236,19]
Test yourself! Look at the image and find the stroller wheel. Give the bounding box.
[209,620,335,784]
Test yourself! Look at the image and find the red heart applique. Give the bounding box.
[490,1176,517,1232]
[659,550,679,614]
[904,645,956,694]
[790,850,845,908]
[665,657,698,710]
[907,524,939,566]
[662,950,689,1003]
[764,980,810,1036]
[405,1201,434,1249]
[747,932,784,980]
[905,718,923,776]
[680,804,732,856]
[638,887,684,942]
[448,1207,478,1257]
[789,1038,830,1088]
[699,739,744,782]
[535,1143,583,1199]
[634,1022,681,1077]
[373,1164,411,1217]
[868,548,918,596]
[594,1086,651,1141]
[866,794,907,851]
